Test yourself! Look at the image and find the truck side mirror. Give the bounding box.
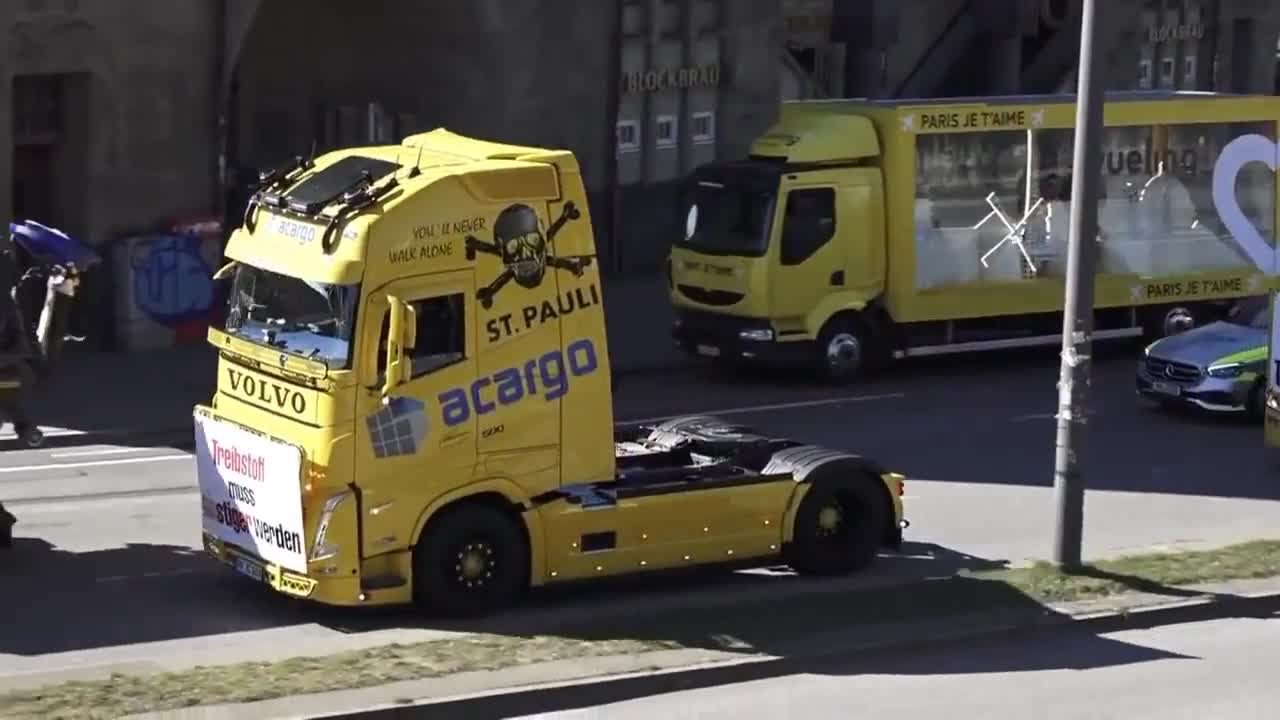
[381,295,415,398]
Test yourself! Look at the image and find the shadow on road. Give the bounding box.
[0,540,1005,657]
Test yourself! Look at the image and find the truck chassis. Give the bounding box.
[205,413,908,616]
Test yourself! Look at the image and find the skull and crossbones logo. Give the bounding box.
[465,201,593,308]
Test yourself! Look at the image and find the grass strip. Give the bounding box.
[5,539,1280,720]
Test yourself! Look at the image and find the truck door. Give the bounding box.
[768,183,844,331]
[354,270,478,559]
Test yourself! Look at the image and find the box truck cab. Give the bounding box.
[670,92,1280,382]
[195,130,908,616]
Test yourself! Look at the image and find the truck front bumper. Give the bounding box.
[672,309,810,367]
[203,533,321,599]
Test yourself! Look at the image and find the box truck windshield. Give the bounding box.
[224,263,359,369]
[678,175,777,257]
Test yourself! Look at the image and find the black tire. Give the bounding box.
[816,314,872,385]
[1141,303,1201,341]
[1248,379,1266,422]
[0,502,13,549]
[787,475,890,576]
[412,503,529,617]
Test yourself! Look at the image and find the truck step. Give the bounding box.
[360,574,407,591]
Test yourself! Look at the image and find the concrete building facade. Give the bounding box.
[1,0,1278,348]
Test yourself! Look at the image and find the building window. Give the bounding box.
[691,111,716,144]
[617,120,641,153]
[655,115,678,149]
[622,1,647,37]
[1138,59,1153,88]
[12,74,64,143]
[1184,55,1198,83]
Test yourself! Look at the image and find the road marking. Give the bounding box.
[50,447,154,459]
[623,392,905,424]
[0,454,191,473]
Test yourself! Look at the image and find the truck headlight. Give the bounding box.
[310,490,352,563]
[739,328,774,342]
[1206,362,1243,378]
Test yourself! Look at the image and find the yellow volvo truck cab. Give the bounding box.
[194,130,908,616]
[670,91,1280,383]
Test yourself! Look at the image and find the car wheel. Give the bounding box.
[1248,380,1266,422]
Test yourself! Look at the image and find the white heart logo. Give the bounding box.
[1211,133,1278,275]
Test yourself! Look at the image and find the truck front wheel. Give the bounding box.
[816,314,871,384]
[787,477,888,576]
[412,503,529,617]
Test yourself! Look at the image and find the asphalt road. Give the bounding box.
[510,614,1280,719]
[4,343,1280,687]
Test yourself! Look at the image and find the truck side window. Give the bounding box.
[377,292,466,378]
[780,188,836,266]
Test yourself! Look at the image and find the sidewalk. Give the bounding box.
[0,273,689,449]
[65,575,1280,720]
[0,344,216,449]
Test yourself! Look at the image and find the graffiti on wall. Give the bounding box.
[113,219,224,351]
[131,234,215,328]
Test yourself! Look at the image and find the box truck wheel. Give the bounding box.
[816,313,872,384]
[786,474,888,576]
[412,502,529,617]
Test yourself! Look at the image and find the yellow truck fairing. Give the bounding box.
[671,91,1280,382]
[194,130,908,615]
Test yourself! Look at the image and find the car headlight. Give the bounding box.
[1206,362,1243,378]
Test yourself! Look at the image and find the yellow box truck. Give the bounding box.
[670,91,1280,382]
[194,130,908,616]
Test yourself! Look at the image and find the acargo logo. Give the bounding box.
[211,440,266,482]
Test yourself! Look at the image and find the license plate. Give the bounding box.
[234,556,264,582]
[696,344,721,357]
[1151,380,1181,396]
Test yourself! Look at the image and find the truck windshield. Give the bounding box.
[223,264,359,368]
[677,181,777,257]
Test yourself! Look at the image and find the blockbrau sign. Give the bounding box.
[194,412,307,573]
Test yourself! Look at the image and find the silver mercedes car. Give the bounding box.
[1136,296,1270,420]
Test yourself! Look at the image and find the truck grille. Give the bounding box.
[1145,356,1202,382]
[677,285,745,307]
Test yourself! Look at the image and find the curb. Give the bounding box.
[313,589,1280,720]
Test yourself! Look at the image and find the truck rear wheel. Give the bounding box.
[412,503,529,617]
[787,476,888,576]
